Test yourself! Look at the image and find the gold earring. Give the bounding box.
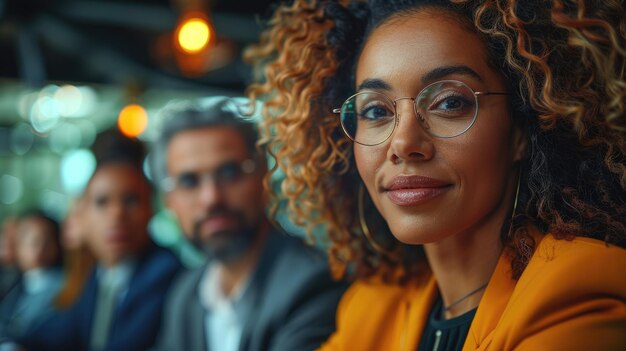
[506,170,522,240]
[511,171,521,219]
[358,184,395,257]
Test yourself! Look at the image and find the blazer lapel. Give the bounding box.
[404,273,438,350]
[80,272,100,348]
[463,251,516,351]
[238,230,283,351]
[235,287,260,351]
[184,268,209,351]
[186,294,207,351]
[464,227,547,350]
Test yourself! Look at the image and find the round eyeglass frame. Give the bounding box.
[160,158,257,193]
[332,79,509,146]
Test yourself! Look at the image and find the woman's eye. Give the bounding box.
[359,103,393,120]
[429,94,473,117]
[440,97,463,110]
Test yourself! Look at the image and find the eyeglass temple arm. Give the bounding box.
[474,91,510,96]
[332,108,341,114]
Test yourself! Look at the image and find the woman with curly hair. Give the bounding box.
[246,0,626,349]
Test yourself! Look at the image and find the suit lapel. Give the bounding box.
[186,268,209,351]
[234,290,257,351]
[404,272,438,350]
[186,295,207,351]
[238,230,283,351]
[463,251,516,350]
[81,271,100,348]
[463,227,546,350]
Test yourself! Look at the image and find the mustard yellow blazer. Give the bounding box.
[319,234,626,350]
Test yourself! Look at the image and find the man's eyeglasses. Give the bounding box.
[162,159,256,193]
[332,80,509,146]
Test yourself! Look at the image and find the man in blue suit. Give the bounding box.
[10,130,182,351]
[150,97,346,351]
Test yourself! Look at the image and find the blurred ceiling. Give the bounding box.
[0,0,281,217]
[0,0,276,93]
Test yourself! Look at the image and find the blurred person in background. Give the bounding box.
[0,217,20,301]
[54,198,95,309]
[151,97,346,351]
[12,129,182,351]
[0,211,64,340]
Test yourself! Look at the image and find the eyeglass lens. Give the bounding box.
[340,80,478,145]
[174,160,251,190]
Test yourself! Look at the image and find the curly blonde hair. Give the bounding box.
[246,0,626,281]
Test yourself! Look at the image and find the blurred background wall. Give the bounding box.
[0,0,282,262]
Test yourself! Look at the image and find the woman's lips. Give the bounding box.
[385,175,451,206]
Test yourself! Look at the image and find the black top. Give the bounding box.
[418,296,477,351]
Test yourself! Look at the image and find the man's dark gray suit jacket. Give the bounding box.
[153,229,347,351]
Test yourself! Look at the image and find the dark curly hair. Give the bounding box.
[246,0,626,281]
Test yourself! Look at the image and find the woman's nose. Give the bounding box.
[387,100,435,163]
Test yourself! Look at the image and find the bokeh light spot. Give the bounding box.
[0,175,24,205]
[54,85,83,117]
[30,96,61,133]
[60,149,96,195]
[10,123,34,155]
[177,18,211,54]
[39,189,69,220]
[117,104,148,138]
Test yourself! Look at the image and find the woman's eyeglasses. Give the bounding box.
[333,80,509,146]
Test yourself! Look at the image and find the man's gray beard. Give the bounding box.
[191,225,258,263]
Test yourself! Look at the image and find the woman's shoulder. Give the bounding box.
[510,233,626,312]
[333,269,435,327]
[319,270,436,351]
[525,233,626,286]
[487,234,626,350]
[512,232,626,311]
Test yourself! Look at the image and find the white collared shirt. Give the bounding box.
[199,264,252,351]
[95,259,136,301]
[22,268,60,295]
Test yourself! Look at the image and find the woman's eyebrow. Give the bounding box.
[356,66,483,92]
[357,78,392,92]
[422,65,483,83]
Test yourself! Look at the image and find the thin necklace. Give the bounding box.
[443,283,488,312]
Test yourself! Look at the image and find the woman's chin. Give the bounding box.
[387,219,446,245]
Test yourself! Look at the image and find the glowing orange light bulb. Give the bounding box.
[177,17,211,54]
[117,104,148,137]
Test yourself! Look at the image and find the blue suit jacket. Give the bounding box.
[0,268,63,339]
[19,243,182,351]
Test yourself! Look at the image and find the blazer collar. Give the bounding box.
[463,249,517,350]
[464,227,545,350]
